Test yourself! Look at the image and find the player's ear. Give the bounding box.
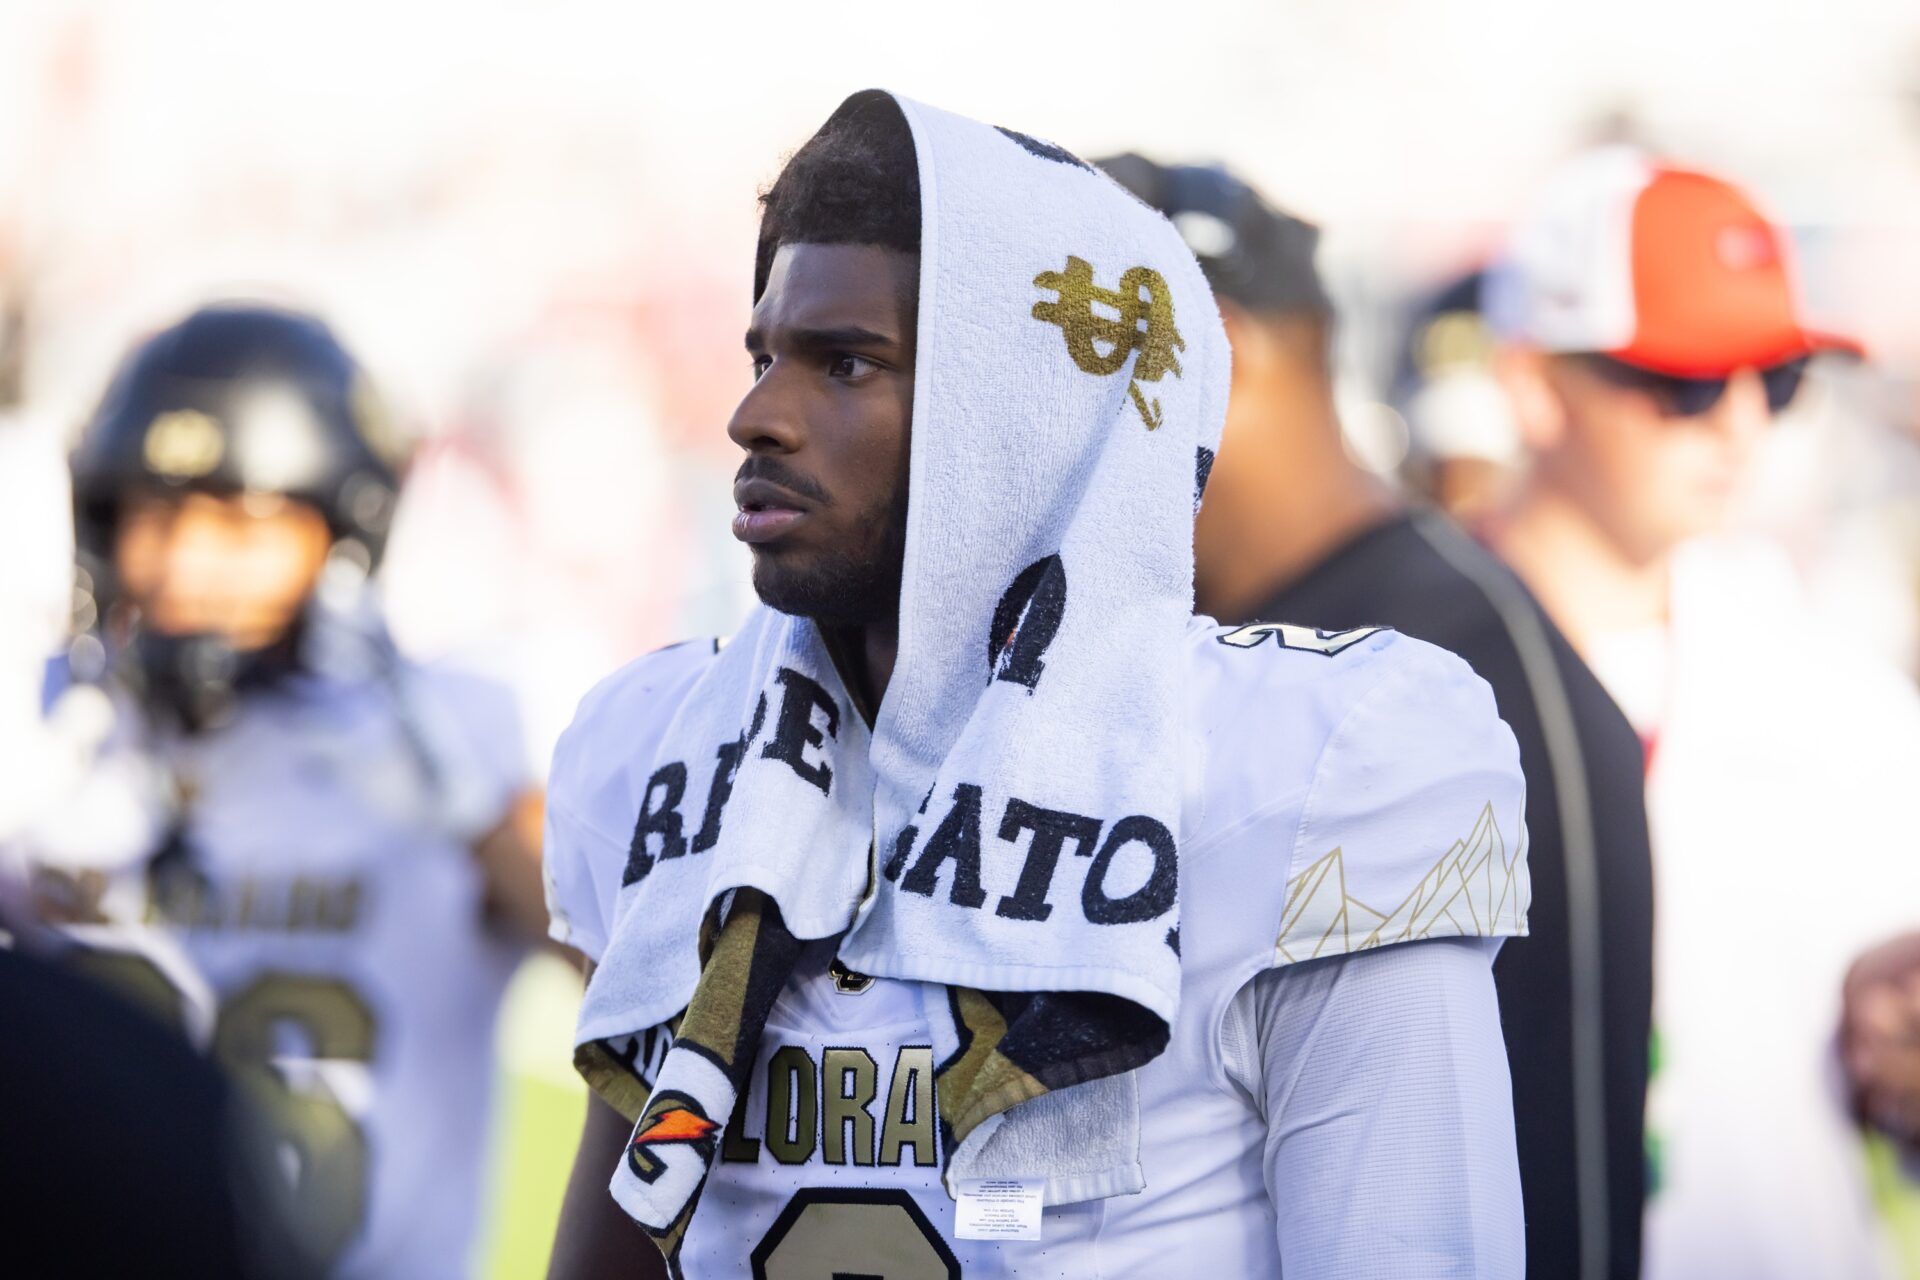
[1494,344,1568,452]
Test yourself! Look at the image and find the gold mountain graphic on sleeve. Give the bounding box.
[1275,802,1529,964]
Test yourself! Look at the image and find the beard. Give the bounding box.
[751,479,909,628]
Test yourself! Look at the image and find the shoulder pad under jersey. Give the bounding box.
[1178,618,1529,1038]
[544,638,721,960]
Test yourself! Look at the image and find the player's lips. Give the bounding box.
[732,477,811,544]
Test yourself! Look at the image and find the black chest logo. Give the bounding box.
[828,958,874,996]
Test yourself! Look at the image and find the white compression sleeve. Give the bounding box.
[1221,936,1524,1279]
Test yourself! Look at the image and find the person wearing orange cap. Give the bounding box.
[1100,152,1654,1280]
[1485,147,1920,1279]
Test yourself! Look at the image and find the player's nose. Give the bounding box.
[727,362,806,455]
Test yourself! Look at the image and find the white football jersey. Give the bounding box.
[18,659,529,1279]
[546,619,1530,1277]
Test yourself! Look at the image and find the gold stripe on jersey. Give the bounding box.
[1276,801,1525,964]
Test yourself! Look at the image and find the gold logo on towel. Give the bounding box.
[1031,256,1186,429]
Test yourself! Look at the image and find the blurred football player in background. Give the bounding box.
[9,303,547,1277]
[1483,150,1920,1280]
[1101,154,1654,1280]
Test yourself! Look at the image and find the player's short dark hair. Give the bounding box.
[755,92,921,300]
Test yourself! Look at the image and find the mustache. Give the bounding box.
[734,457,831,506]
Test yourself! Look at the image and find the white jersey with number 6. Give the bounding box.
[20,659,530,1279]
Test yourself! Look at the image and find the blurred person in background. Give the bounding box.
[1100,154,1654,1280]
[1483,148,1920,1280]
[9,303,548,1278]
[1397,269,1527,525]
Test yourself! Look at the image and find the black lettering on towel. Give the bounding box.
[988,555,1068,690]
[1081,815,1178,924]
[995,125,1094,172]
[995,800,1103,922]
[899,784,988,910]
[761,668,840,795]
[623,762,689,886]
[690,738,746,854]
[692,692,770,854]
[1195,445,1216,512]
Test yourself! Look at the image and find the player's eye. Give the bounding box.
[828,354,877,380]
[750,355,771,381]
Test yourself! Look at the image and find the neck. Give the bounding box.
[825,618,899,726]
[1490,478,1670,654]
[1195,417,1401,621]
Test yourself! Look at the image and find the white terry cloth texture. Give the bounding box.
[577,89,1230,1230]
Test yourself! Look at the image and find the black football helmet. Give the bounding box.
[68,303,406,729]
[71,302,402,571]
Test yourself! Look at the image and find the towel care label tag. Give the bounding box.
[955,1178,1045,1241]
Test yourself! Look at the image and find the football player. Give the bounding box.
[15,303,546,1277]
[546,93,1531,1278]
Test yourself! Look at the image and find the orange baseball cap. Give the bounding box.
[1485,147,1863,377]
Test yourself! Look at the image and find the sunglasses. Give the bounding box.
[1574,353,1809,418]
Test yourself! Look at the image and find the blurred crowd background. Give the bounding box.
[5,1,1920,1274]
